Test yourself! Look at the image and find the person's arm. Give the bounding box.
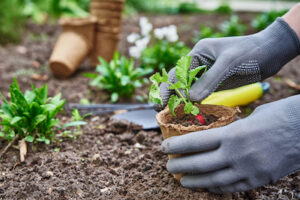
[283,3,300,38]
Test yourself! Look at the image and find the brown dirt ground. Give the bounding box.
[0,12,299,199]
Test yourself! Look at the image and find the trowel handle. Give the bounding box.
[68,103,154,111]
[201,82,270,107]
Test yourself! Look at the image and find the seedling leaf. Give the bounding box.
[149,83,162,105]
[11,116,22,125]
[184,102,193,114]
[169,81,185,90]
[191,105,200,116]
[62,121,87,129]
[168,95,182,117]
[188,66,207,87]
[25,135,34,142]
[111,93,119,103]
[175,56,191,85]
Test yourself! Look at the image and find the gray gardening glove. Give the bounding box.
[162,95,300,193]
[154,18,300,111]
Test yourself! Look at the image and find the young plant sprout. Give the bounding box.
[149,55,207,119]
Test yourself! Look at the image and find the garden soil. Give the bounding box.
[170,112,218,127]
[0,12,299,199]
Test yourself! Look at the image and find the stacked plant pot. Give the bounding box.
[49,16,97,78]
[90,0,125,66]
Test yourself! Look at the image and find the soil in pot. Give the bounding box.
[170,111,218,127]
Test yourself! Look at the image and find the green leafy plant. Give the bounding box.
[219,15,246,36]
[214,2,232,14]
[252,10,288,31]
[193,15,246,43]
[71,109,90,131]
[0,0,89,45]
[177,2,206,14]
[84,52,152,103]
[125,0,176,14]
[0,79,86,145]
[149,55,206,116]
[192,26,223,43]
[23,0,89,24]
[140,40,190,72]
[0,0,25,45]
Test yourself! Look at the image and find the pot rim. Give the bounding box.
[156,104,239,132]
[59,16,97,26]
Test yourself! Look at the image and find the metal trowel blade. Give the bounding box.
[112,109,159,130]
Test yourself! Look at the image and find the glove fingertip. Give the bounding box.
[188,88,210,102]
[153,103,164,112]
[180,176,189,187]
[161,140,169,153]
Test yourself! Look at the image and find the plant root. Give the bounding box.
[0,134,19,159]
[19,139,27,162]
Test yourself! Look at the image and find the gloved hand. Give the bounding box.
[154,18,300,111]
[162,95,300,193]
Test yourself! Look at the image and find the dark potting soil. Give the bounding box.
[0,12,300,199]
[170,112,218,127]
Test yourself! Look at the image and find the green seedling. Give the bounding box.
[84,51,152,103]
[80,98,90,105]
[193,15,245,43]
[54,147,60,152]
[141,40,190,72]
[252,10,288,31]
[0,79,86,145]
[149,55,207,117]
[71,109,90,132]
[219,15,246,37]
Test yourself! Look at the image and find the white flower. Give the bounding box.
[135,36,150,50]
[154,28,165,40]
[129,46,142,58]
[165,25,178,42]
[154,25,179,42]
[127,33,140,43]
[139,17,152,36]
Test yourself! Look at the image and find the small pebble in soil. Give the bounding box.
[43,171,54,178]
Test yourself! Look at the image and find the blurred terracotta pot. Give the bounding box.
[90,32,121,66]
[156,104,238,180]
[49,17,97,78]
[90,1,124,10]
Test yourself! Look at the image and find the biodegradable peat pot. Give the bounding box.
[90,1,124,10]
[96,25,121,33]
[90,9,123,18]
[97,18,122,26]
[90,32,121,66]
[156,104,238,180]
[49,16,97,78]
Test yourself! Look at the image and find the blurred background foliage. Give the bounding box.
[0,0,291,45]
[0,0,89,45]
